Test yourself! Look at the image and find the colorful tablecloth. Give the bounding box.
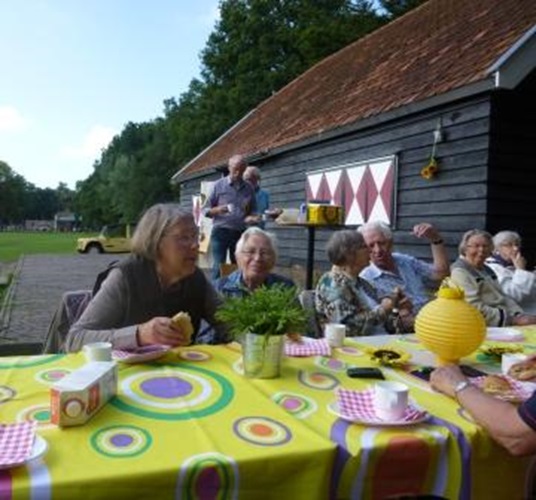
[1,329,534,500]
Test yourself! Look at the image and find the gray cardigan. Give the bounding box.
[450,257,523,326]
[65,257,227,352]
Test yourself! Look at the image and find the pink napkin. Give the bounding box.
[285,338,332,357]
[0,421,37,467]
[336,388,427,422]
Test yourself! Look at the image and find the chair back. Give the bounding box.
[298,289,322,338]
[219,263,238,278]
[0,342,43,357]
[42,290,93,353]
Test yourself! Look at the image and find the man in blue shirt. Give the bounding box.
[205,154,258,280]
[358,220,450,330]
[243,166,281,229]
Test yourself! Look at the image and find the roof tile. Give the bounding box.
[177,0,536,178]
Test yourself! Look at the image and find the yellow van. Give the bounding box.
[76,223,136,254]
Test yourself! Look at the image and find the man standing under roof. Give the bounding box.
[243,165,282,229]
[205,154,258,280]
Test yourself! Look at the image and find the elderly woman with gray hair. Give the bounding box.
[315,230,401,336]
[450,229,536,326]
[484,230,536,314]
[65,203,228,352]
[215,227,294,298]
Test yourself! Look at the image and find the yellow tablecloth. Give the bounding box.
[1,330,535,500]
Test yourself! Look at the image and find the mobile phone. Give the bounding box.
[346,367,385,379]
[410,366,434,381]
[410,365,487,382]
[459,365,487,378]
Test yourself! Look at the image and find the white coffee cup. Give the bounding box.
[502,353,528,375]
[83,342,112,362]
[373,381,409,421]
[324,323,346,347]
[227,203,234,214]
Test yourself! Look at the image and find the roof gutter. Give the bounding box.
[487,25,536,89]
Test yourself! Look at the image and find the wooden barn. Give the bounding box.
[172,0,536,275]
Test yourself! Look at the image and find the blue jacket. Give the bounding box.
[215,270,294,298]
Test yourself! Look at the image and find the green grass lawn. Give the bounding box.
[0,231,93,262]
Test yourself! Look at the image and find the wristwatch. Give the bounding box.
[453,380,472,400]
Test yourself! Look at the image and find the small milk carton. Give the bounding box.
[51,361,118,427]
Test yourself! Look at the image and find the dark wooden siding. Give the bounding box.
[488,68,536,266]
[180,96,493,275]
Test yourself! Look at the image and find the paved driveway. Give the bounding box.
[0,254,126,344]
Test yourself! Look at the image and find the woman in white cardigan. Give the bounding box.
[485,231,536,315]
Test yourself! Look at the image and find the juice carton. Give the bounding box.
[51,361,117,427]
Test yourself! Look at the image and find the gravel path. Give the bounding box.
[0,254,125,345]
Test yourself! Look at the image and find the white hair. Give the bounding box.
[358,220,393,240]
[493,230,521,249]
[235,227,278,259]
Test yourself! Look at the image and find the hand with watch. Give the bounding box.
[429,364,474,400]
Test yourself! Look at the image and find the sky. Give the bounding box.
[0,0,220,189]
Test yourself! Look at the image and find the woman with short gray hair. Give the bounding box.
[315,230,397,336]
[485,230,536,314]
[66,203,228,352]
[215,226,294,298]
[450,229,536,326]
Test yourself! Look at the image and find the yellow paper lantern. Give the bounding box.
[415,279,486,365]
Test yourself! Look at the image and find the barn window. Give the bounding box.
[305,155,397,226]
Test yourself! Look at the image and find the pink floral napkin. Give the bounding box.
[0,421,37,467]
[336,388,427,422]
[285,337,331,357]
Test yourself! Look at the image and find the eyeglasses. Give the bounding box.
[240,248,274,259]
[165,232,199,247]
[466,244,492,249]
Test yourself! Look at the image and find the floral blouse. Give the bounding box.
[315,268,388,337]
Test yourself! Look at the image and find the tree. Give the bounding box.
[0,161,28,225]
[378,0,428,18]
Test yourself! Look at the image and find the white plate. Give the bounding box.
[112,344,171,364]
[0,435,48,470]
[486,327,525,342]
[327,401,429,427]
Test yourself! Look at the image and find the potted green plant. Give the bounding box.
[216,284,307,378]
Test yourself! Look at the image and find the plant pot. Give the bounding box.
[242,333,284,379]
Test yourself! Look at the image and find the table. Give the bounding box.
[1,332,535,499]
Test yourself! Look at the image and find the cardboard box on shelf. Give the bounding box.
[306,204,344,225]
[51,361,117,427]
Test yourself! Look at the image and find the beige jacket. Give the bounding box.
[450,257,523,326]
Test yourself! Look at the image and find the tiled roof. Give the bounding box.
[175,0,536,179]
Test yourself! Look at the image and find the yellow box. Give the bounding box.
[306,204,344,225]
[51,361,117,427]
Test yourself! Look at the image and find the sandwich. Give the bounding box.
[508,360,536,381]
[482,375,512,395]
[171,311,194,343]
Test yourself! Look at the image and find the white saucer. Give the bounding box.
[486,327,525,342]
[327,401,429,426]
[0,435,48,470]
[112,344,170,364]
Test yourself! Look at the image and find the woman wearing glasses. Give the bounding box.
[450,229,536,326]
[215,227,294,298]
[485,230,536,314]
[65,203,228,352]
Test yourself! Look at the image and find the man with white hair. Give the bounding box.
[358,221,450,328]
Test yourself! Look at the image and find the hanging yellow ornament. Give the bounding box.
[415,278,486,365]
